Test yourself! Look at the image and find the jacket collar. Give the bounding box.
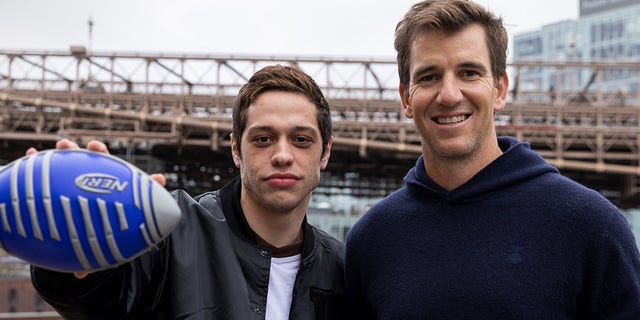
[219,176,315,259]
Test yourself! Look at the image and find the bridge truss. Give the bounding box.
[1,48,640,206]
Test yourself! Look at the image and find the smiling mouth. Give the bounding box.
[433,115,469,124]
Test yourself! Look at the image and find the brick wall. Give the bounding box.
[0,277,54,313]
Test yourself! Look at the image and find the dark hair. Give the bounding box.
[394,0,508,90]
[232,65,332,156]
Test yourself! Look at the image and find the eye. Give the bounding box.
[418,74,438,83]
[293,136,313,147]
[252,136,273,146]
[460,70,481,79]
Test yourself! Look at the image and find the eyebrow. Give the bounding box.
[411,65,438,81]
[459,61,488,74]
[411,61,489,81]
[246,125,319,135]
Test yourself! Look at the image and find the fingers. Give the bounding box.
[26,138,79,156]
[52,139,109,154]
[150,173,166,187]
[55,138,80,150]
[74,272,89,279]
[86,140,109,154]
[25,147,38,156]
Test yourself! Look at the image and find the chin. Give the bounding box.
[431,139,472,154]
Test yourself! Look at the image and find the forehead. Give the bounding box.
[409,24,490,67]
[244,90,319,131]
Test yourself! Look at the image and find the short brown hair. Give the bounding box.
[232,65,332,156]
[394,0,508,90]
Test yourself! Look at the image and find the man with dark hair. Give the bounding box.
[345,0,640,318]
[31,65,346,319]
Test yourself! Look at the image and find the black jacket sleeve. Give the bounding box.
[31,241,169,320]
[31,266,128,319]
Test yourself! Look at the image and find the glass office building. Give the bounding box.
[512,0,640,246]
[512,0,640,104]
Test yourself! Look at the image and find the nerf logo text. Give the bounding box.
[74,173,128,194]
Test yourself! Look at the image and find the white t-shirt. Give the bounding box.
[266,253,302,320]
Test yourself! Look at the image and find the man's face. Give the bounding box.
[231,90,331,214]
[400,23,507,163]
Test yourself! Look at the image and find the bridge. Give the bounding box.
[1,48,640,208]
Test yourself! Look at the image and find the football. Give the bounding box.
[0,149,182,273]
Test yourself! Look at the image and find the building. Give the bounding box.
[512,0,640,104]
[0,250,57,316]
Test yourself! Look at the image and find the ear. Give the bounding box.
[320,137,332,170]
[230,134,241,168]
[494,74,509,112]
[399,83,413,118]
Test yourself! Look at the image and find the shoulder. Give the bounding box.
[310,224,345,255]
[346,187,410,240]
[535,175,632,242]
[193,190,222,210]
[170,189,225,223]
[537,174,618,214]
[302,223,345,271]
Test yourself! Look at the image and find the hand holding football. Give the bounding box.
[0,149,181,273]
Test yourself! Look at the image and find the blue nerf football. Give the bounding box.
[0,149,181,273]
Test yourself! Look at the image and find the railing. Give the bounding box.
[1,49,638,103]
[1,49,640,177]
[1,52,640,317]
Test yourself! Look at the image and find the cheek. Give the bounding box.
[405,86,432,118]
[408,84,425,105]
[476,78,498,97]
[408,84,438,106]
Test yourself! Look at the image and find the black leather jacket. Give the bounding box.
[31,179,346,319]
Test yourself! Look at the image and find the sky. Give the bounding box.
[0,0,578,59]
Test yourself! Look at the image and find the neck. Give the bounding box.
[424,141,503,191]
[240,194,307,248]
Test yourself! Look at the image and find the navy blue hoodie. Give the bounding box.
[346,136,640,319]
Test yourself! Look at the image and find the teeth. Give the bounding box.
[436,115,467,124]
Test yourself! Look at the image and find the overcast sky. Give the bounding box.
[0,0,578,58]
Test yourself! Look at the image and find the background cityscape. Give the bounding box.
[1,0,640,317]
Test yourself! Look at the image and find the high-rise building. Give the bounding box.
[512,0,640,104]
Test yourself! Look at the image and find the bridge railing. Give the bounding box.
[1,49,640,177]
[0,48,401,101]
[1,48,639,105]
[509,59,640,107]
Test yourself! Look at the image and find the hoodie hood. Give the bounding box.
[404,136,558,203]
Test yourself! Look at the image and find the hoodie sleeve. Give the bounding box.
[580,209,640,318]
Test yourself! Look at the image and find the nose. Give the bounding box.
[271,140,294,167]
[436,74,463,107]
